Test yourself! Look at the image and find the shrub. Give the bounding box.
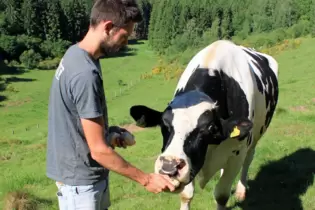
[0,35,25,61]
[19,49,42,69]
[40,39,71,58]
[38,57,61,70]
[16,35,42,52]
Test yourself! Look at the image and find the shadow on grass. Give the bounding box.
[230,147,315,210]
[0,62,27,76]
[127,39,145,45]
[101,46,139,59]
[0,62,36,105]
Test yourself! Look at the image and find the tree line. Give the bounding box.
[0,0,151,70]
[0,0,315,70]
[148,0,315,63]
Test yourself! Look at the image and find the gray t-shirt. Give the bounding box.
[46,44,110,186]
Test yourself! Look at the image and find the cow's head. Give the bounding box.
[129,90,252,192]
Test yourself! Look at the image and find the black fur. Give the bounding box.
[175,67,249,120]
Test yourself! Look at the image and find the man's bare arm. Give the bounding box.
[81,116,150,186]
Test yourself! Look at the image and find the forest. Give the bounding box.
[0,0,314,69]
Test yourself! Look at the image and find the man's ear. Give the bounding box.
[221,117,253,140]
[104,20,114,35]
[129,105,162,128]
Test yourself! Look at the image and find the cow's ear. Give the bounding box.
[130,105,162,128]
[221,118,253,140]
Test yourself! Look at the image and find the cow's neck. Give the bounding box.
[170,89,216,110]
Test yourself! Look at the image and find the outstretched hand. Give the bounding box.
[144,173,176,194]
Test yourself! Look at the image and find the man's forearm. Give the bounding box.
[91,145,149,186]
[80,116,149,186]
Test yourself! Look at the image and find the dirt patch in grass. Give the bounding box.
[121,123,145,133]
[26,143,46,150]
[278,124,314,137]
[4,97,32,107]
[290,105,310,112]
[0,152,13,161]
[3,191,37,210]
[3,190,53,210]
[312,98,315,103]
[0,139,23,146]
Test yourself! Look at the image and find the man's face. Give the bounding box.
[100,21,135,55]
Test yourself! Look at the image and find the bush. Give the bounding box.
[16,35,43,52]
[0,35,25,61]
[288,20,311,38]
[8,60,20,67]
[40,39,71,58]
[19,49,42,69]
[38,57,61,70]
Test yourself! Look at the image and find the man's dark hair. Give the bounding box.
[90,0,143,28]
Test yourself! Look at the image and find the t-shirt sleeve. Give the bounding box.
[70,70,104,119]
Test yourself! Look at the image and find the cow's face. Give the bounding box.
[130,91,252,192]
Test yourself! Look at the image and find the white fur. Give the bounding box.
[180,182,194,210]
[164,40,278,210]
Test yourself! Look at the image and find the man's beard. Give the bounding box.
[99,39,121,58]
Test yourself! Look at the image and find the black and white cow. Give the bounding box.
[130,40,279,210]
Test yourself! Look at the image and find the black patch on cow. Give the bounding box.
[247,132,253,146]
[182,110,218,181]
[249,63,264,94]
[160,107,175,152]
[215,195,229,206]
[233,150,240,155]
[174,67,249,121]
[260,126,264,135]
[243,48,279,128]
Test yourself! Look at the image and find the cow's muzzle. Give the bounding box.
[158,156,186,176]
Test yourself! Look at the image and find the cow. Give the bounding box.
[129,40,279,210]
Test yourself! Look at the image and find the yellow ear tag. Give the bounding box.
[230,126,240,138]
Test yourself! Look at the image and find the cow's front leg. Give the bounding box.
[179,181,194,210]
[214,153,246,210]
[235,142,257,201]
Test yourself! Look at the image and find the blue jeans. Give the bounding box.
[55,178,111,210]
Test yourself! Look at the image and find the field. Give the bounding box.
[0,38,315,210]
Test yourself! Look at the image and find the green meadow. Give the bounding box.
[0,39,314,210]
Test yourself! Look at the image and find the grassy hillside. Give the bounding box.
[0,38,315,210]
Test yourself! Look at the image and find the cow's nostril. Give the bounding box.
[177,159,186,170]
[159,156,186,176]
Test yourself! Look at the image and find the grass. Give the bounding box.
[0,38,315,210]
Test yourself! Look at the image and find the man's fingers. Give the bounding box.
[163,176,176,191]
[161,174,172,181]
[158,175,175,192]
[165,182,175,192]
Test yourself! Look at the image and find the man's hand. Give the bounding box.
[143,173,176,193]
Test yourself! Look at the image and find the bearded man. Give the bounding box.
[46,1,175,209]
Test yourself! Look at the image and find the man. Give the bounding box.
[46,0,175,209]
